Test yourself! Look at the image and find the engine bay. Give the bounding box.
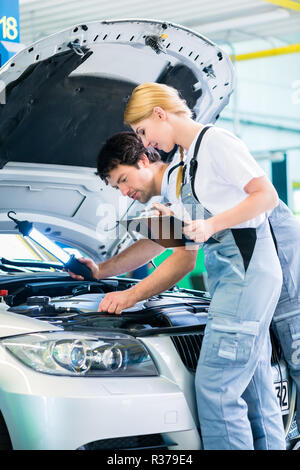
[2,274,210,337]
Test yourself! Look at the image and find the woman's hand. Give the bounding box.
[183,219,214,243]
[151,202,174,217]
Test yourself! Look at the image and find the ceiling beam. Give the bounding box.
[232,42,300,60]
[262,0,300,12]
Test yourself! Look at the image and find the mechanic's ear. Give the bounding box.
[139,154,151,168]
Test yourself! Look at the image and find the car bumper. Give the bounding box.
[0,346,200,450]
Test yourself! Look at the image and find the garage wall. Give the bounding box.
[217,40,300,208]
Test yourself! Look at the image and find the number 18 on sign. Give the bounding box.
[0,0,20,43]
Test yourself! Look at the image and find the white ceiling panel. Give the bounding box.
[19,0,300,47]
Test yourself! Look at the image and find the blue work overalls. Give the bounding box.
[269,200,300,432]
[181,126,286,450]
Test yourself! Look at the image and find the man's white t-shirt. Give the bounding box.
[160,154,190,220]
[184,125,267,229]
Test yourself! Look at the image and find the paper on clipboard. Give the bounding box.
[119,214,192,248]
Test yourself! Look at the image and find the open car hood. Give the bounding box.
[0,19,234,261]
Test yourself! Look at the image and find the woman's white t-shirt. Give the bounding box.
[185,125,267,229]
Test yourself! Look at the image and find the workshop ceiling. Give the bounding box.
[19,0,300,47]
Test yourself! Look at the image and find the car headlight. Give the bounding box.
[1,331,158,377]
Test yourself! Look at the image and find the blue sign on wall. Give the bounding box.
[0,0,20,43]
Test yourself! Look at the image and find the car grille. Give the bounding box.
[171,330,280,372]
[78,433,175,450]
[170,333,204,373]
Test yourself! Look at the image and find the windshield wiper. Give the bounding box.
[1,257,64,271]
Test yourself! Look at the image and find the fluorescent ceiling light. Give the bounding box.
[198,8,290,33]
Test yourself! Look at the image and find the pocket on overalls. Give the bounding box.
[203,318,260,368]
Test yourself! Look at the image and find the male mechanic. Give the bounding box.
[69,131,197,310]
[69,131,300,433]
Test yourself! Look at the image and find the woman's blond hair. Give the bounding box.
[124,83,192,198]
[124,82,192,126]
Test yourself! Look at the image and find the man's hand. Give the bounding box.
[68,257,101,280]
[98,289,138,315]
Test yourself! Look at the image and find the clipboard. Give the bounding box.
[120,214,192,248]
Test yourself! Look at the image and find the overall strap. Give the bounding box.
[167,160,184,185]
[189,125,213,202]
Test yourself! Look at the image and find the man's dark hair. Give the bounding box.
[96,131,161,183]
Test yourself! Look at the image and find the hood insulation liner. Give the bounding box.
[0,49,201,169]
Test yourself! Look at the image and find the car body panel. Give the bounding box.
[0,309,62,337]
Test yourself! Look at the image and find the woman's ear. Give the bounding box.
[153,106,167,120]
